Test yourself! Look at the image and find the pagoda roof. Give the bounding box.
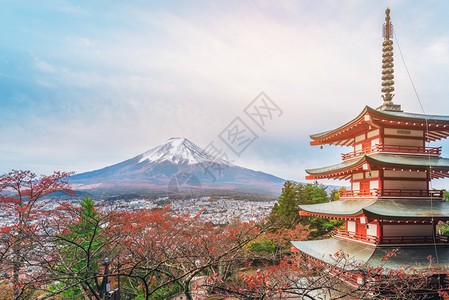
[299,199,449,220]
[291,238,449,272]
[306,153,449,180]
[311,106,449,145]
[380,109,449,123]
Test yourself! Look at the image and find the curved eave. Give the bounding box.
[291,239,449,272]
[366,154,449,171]
[306,154,449,180]
[310,106,449,145]
[291,239,375,270]
[310,106,370,146]
[378,109,449,123]
[299,199,375,217]
[365,200,449,220]
[299,199,449,220]
[306,156,366,176]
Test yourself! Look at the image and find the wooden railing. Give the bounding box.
[381,189,444,197]
[337,230,449,245]
[337,230,378,243]
[339,189,380,198]
[342,145,441,160]
[340,189,444,198]
[380,235,449,244]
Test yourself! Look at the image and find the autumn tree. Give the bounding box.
[19,201,270,300]
[211,249,447,299]
[110,207,270,300]
[0,170,72,299]
[2,171,444,299]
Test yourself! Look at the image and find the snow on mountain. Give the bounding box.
[69,137,286,195]
[138,137,226,165]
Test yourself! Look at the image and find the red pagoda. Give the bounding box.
[292,8,449,282]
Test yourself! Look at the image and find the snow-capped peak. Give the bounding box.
[138,137,226,165]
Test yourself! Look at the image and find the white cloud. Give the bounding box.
[424,38,449,64]
[35,60,56,73]
[3,0,449,191]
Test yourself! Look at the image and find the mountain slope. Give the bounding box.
[69,138,286,196]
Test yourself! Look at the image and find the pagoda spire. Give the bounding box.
[378,8,402,111]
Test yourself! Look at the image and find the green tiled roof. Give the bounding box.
[306,159,361,175]
[291,238,449,272]
[291,239,375,270]
[299,199,375,217]
[305,153,449,175]
[366,200,449,218]
[299,199,449,219]
[368,154,449,169]
[380,109,449,122]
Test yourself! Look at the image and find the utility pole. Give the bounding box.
[103,257,110,300]
[116,261,121,300]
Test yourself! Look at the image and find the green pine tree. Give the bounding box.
[270,181,300,229]
[270,181,344,237]
[51,196,108,299]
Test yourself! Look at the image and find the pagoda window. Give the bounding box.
[347,221,356,233]
[367,129,380,139]
[355,134,366,143]
[366,223,378,236]
[384,128,424,137]
[353,173,364,180]
[384,170,427,179]
[370,138,380,147]
[369,180,379,190]
[384,137,424,147]
[355,143,363,152]
[365,170,379,178]
[352,181,360,191]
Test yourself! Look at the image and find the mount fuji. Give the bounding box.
[69,138,287,196]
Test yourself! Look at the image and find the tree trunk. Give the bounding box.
[13,262,19,299]
[184,280,194,300]
[12,242,20,299]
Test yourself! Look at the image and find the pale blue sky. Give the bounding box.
[2,0,449,189]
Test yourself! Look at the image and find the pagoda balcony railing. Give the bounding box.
[336,230,378,243]
[339,189,444,198]
[380,235,449,244]
[341,144,441,160]
[381,189,444,198]
[339,189,380,198]
[337,230,449,245]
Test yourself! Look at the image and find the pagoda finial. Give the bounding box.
[378,8,402,111]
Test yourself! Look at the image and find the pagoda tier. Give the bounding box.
[310,106,449,146]
[299,199,449,220]
[292,8,449,292]
[300,198,449,246]
[299,199,449,246]
[292,239,449,272]
[306,153,449,199]
[307,153,449,180]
